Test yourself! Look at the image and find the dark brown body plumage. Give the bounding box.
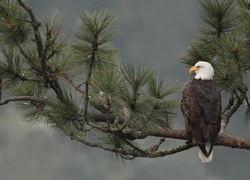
[181,78,221,157]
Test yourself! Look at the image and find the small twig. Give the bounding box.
[63,129,139,157]
[46,50,56,61]
[146,143,195,158]
[83,45,97,123]
[64,76,85,94]
[147,138,165,153]
[119,154,136,160]
[87,106,130,133]
[0,96,46,105]
[122,138,147,155]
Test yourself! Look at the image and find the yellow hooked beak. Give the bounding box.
[189,66,198,74]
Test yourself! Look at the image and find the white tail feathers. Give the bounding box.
[199,149,213,163]
[198,141,213,163]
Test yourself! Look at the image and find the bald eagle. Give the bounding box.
[181,61,221,163]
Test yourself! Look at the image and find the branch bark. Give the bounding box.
[127,128,250,150]
[220,92,245,133]
[67,126,250,158]
[17,0,65,103]
[17,0,43,55]
[86,111,250,150]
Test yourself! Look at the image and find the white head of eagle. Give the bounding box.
[189,61,214,80]
[181,61,221,163]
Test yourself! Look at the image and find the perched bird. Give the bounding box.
[181,61,221,163]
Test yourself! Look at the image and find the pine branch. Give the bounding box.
[198,0,236,39]
[17,0,43,55]
[16,1,65,103]
[146,138,165,153]
[121,137,147,155]
[146,143,195,158]
[72,10,119,124]
[88,110,250,151]
[87,107,130,133]
[67,124,250,158]
[63,76,85,94]
[122,128,250,151]
[83,37,97,123]
[0,96,46,105]
[220,92,245,133]
[1,95,250,157]
[78,110,250,152]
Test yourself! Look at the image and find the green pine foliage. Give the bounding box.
[0,0,32,46]
[214,59,244,91]
[90,67,125,115]
[45,89,83,130]
[181,0,250,91]
[0,48,24,87]
[0,0,181,159]
[72,9,119,70]
[181,0,250,121]
[198,0,236,40]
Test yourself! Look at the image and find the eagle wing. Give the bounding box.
[181,80,221,156]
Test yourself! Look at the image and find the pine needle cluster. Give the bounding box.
[0,0,32,46]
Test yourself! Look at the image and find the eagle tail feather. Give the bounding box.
[198,141,213,163]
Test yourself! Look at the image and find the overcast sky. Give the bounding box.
[1,1,250,180]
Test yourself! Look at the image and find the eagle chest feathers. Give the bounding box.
[181,78,221,163]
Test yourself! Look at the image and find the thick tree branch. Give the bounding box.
[86,111,250,151]
[86,110,250,148]
[68,126,250,158]
[125,128,250,150]
[71,108,250,157]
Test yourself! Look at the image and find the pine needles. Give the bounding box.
[0,0,32,46]
[181,0,250,92]
[198,0,236,40]
[72,9,119,70]
[181,0,250,124]
[0,1,182,160]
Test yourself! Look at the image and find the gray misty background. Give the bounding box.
[0,0,250,180]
